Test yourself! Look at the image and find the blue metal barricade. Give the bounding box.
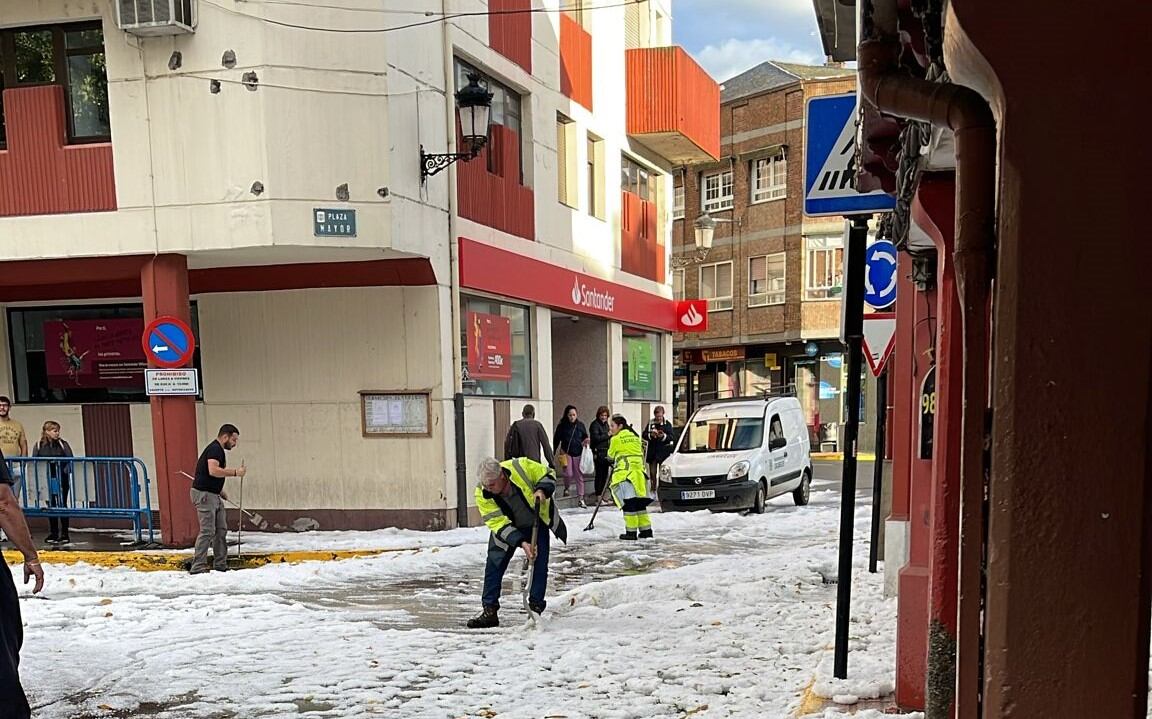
[8,456,155,544]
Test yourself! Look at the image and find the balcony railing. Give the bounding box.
[626,46,720,165]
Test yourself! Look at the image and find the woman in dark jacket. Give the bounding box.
[553,405,589,504]
[643,405,676,492]
[589,405,612,502]
[34,420,74,545]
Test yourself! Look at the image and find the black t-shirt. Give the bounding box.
[193,440,227,494]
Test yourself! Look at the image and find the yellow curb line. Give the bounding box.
[795,676,824,717]
[3,547,420,572]
[811,452,877,461]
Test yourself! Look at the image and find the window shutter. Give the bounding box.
[556,118,568,204]
[625,2,641,48]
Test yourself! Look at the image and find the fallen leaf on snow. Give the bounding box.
[99,598,112,606]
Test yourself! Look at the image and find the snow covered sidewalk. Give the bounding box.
[15,491,908,718]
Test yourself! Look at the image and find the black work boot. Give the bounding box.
[639,529,653,539]
[619,531,638,541]
[528,600,546,615]
[466,606,500,629]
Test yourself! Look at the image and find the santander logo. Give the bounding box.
[570,276,616,313]
[680,304,704,327]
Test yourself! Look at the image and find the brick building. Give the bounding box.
[670,61,876,452]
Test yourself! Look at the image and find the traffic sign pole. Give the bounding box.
[869,367,889,574]
[834,215,869,680]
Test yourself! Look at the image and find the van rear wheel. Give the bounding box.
[751,480,767,514]
[792,470,811,506]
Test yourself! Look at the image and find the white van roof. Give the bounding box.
[693,396,798,420]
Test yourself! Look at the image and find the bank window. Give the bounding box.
[460,295,532,397]
[623,328,661,401]
[455,58,525,183]
[751,154,787,203]
[672,268,685,301]
[701,169,734,212]
[805,236,844,300]
[749,253,786,307]
[7,304,202,404]
[673,184,685,219]
[699,261,733,311]
[0,23,110,148]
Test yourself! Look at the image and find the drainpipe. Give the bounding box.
[859,31,996,719]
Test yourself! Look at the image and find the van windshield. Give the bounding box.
[678,416,764,453]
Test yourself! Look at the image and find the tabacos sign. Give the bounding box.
[570,276,617,313]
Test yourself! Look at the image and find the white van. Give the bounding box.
[656,396,812,513]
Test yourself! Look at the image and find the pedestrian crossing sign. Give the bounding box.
[804,93,897,217]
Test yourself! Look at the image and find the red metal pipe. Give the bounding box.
[859,37,997,719]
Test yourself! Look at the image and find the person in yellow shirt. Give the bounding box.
[0,397,28,501]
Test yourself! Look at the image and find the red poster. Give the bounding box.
[467,312,513,380]
[45,319,147,389]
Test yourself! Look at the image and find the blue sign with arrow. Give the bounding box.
[141,316,196,369]
[864,240,899,309]
[804,93,897,217]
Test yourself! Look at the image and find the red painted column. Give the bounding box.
[896,255,937,710]
[889,252,916,524]
[914,177,962,718]
[140,255,199,547]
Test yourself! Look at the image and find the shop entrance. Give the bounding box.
[550,313,609,431]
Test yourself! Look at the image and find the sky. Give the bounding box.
[672,0,827,84]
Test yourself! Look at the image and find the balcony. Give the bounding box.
[626,47,720,165]
[620,190,662,283]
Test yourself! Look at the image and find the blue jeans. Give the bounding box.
[482,522,550,610]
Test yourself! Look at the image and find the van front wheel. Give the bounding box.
[792,470,811,506]
[751,480,767,514]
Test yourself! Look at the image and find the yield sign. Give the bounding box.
[862,313,896,377]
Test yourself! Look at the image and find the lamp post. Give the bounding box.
[671,212,731,268]
[421,73,494,179]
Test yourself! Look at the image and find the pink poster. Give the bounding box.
[45,319,147,389]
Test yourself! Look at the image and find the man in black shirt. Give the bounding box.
[190,424,245,574]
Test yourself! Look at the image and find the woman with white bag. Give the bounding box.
[553,405,590,506]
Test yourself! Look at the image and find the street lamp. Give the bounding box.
[421,73,494,180]
[671,212,732,267]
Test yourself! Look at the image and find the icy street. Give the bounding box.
[14,490,910,719]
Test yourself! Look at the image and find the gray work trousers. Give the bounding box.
[190,488,228,571]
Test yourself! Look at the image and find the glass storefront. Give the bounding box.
[8,303,202,404]
[460,295,533,397]
[622,327,661,401]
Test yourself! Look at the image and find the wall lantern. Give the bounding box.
[421,73,494,180]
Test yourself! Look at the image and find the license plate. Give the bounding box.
[681,489,716,500]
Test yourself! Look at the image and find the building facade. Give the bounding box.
[669,62,877,452]
[0,0,718,543]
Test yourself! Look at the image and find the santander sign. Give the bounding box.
[675,300,709,332]
[571,276,616,313]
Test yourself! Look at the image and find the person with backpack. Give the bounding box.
[607,414,654,540]
[503,404,555,468]
[33,421,74,545]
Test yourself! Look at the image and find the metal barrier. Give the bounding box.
[7,456,155,544]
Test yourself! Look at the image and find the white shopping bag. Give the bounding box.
[579,447,595,475]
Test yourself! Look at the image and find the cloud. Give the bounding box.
[694,37,825,83]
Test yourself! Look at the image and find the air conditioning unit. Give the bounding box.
[117,0,197,36]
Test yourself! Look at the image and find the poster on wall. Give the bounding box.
[466,312,513,380]
[627,338,653,392]
[44,319,147,389]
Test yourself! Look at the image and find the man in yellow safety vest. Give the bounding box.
[468,457,568,628]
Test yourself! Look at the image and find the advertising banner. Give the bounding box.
[466,312,513,380]
[45,319,146,389]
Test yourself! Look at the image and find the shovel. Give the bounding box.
[583,482,613,531]
[522,498,542,626]
[178,471,269,530]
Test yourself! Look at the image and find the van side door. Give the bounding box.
[767,413,789,486]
